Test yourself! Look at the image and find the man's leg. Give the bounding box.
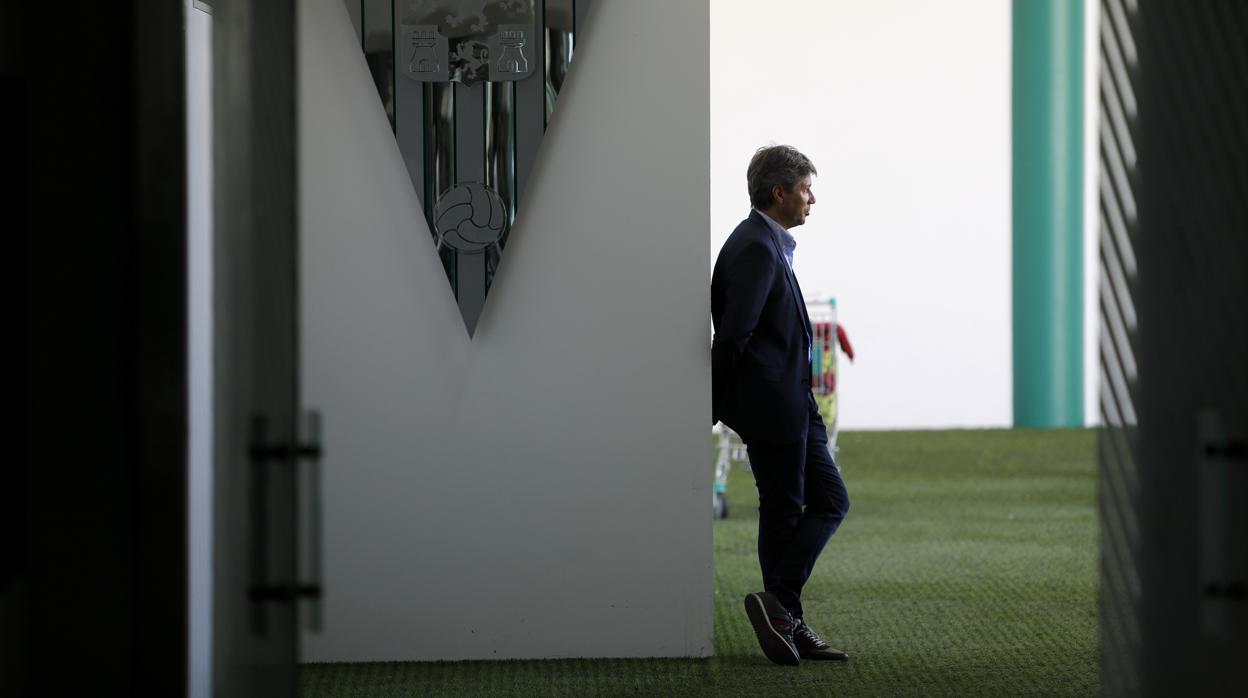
[769,400,850,620]
[743,433,808,618]
[741,432,808,665]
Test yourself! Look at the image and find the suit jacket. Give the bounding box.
[711,210,813,443]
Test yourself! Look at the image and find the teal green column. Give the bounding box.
[1013,0,1084,427]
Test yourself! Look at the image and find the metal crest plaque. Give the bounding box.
[355,0,590,335]
[400,0,535,86]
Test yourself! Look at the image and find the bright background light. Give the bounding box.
[710,0,1100,429]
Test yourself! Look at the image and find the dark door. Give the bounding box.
[6,2,190,694]
[211,0,303,694]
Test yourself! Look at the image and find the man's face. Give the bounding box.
[773,175,816,229]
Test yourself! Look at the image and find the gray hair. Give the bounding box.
[747,145,817,210]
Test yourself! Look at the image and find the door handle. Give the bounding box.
[298,409,324,633]
[247,411,325,635]
[1199,410,1247,641]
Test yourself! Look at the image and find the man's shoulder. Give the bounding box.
[725,212,773,246]
[714,218,780,286]
[733,210,769,234]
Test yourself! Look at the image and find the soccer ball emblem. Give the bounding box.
[433,182,509,254]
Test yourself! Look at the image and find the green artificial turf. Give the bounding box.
[302,429,1098,697]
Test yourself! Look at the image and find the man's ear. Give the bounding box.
[771,184,785,205]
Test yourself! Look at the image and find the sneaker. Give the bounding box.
[793,619,849,661]
[743,592,800,666]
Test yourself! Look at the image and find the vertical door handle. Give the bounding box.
[247,411,325,635]
[1199,410,1247,641]
[298,409,324,632]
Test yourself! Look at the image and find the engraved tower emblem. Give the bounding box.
[494,30,528,75]
[403,26,449,81]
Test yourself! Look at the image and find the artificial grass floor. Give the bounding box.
[302,429,1098,697]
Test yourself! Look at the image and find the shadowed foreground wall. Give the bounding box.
[1099,2,1248,695]
[298,0,711,661]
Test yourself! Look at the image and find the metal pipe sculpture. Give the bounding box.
[357,0,591,335]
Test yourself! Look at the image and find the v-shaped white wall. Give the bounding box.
[299,0,711,661]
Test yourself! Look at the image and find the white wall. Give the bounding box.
[299,0,711,662]
[185,2,213,695]
[1082,0,1102,426]
[712,0,1100,429]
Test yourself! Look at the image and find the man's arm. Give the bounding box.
[711,241,777,420]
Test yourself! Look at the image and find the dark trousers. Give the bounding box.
[743,394,850,620]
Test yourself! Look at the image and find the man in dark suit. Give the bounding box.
[711,145,851,666]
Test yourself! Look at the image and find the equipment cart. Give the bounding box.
[712,298,855,518]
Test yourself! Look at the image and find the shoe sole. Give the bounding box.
[743,593,800,666]
[799,649,850,661]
